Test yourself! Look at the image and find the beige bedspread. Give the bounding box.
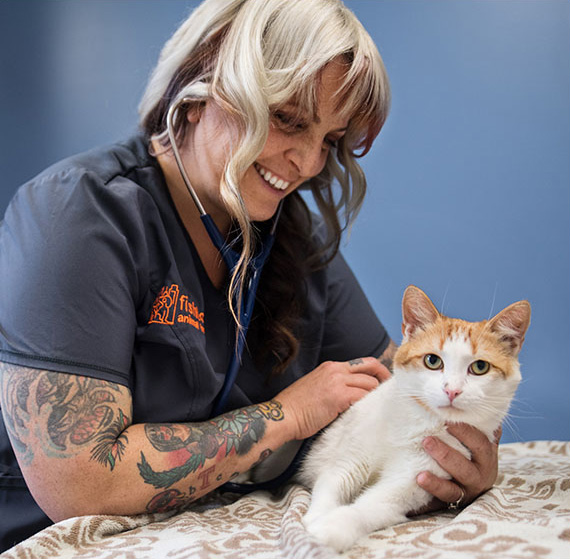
[3,441,569,559]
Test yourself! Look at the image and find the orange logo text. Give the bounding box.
[148,284,205,333]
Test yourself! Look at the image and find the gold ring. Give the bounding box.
[448,487,465,510]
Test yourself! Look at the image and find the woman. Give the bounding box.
[0,0,498,551]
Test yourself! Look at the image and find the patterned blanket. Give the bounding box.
[2,441,569,559]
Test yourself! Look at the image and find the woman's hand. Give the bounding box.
[277,357,391,441]
[414,423,501,513]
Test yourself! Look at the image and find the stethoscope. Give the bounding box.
[166,98,312,493]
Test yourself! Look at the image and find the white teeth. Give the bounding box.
[255,164,290,191]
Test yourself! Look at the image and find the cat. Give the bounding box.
[297,285,531,553]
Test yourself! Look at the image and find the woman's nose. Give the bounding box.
[286,138,327,179]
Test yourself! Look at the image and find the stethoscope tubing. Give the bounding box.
[166,98,305,493]
[167,98,278,414]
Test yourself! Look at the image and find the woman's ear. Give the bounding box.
[186,102,204,124]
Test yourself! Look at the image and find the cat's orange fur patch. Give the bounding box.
[395,316,518,378]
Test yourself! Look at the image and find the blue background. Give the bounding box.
[1,1,568,443]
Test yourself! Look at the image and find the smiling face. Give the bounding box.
[179,61,350,227]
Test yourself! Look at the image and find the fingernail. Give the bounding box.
[416,472,428,485]
[423,437,435,452]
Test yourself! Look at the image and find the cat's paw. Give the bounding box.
[304,507,364,553]
[302,510,319,528]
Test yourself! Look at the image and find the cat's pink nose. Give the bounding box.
[444,387,462,403]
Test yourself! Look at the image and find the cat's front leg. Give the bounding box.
[308,502,408,553]
[307,480,424,553]
[303,476,344,527]
[302,466,363,528]
[305,505,368,553]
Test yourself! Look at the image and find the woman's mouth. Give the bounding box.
[254,163,290,191]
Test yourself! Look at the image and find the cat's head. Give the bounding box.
[393,286,531,430]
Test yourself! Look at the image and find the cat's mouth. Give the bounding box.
[413,396,464,416]
[437,403,464,415]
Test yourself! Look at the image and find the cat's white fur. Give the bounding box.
[297,286,530,552]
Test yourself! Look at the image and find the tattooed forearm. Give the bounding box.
[3,363,286,517]
[0,363,131,469]
[146,488,193,513]
[378,339,398,372]
[0,363,36,463]
[144,448,275,513]
[145,423,203,453]
[251,449,273,468]
[90,408,130,470]
[138,400,284,490]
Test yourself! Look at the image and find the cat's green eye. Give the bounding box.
[469,360,490,375]
[424,354,443,370]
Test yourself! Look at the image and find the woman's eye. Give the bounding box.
[274,112,290,124]
[469,360,490,375]
[273,111,305,132]
[324,136,339,149]
[424,354,443,370]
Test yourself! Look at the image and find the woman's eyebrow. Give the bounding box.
[331,125,348,133]
[283,104,348,132]
[322,120,349,135]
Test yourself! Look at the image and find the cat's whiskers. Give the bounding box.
[500,413,521,440]
[394,386,426,400]
[487,282,499,321]
[501,387,543,421]
[495,389,542,441]
[394,387,437,414]
[399,381,517,426]
[440,282,451,317]
[469,399,507,418]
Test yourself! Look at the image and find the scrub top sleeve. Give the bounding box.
[318,251,391,363]
[0,169,146,386]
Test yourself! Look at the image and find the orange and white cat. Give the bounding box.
[299,285,531,552]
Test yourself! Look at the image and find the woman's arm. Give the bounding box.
[0,357,389,521]
[377,339,398,371]
[0,363,292,520]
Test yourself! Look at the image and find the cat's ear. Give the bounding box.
[401,285,440,341]
[487,300,531,355]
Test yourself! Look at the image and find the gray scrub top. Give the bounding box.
[0,134,389,491]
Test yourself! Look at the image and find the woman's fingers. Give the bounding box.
[446,423,500,491]
[416,471,465,507]
[417,423,500,510]
[345,357,390,394]
[347,356,392,383]
[421,434,479,488]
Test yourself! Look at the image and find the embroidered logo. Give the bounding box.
[148,284,205,333]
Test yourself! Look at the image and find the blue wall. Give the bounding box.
[1,1,568,443]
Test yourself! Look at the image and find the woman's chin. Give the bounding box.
[246,198,284,223]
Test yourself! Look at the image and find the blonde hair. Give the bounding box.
[140,0,390,332]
